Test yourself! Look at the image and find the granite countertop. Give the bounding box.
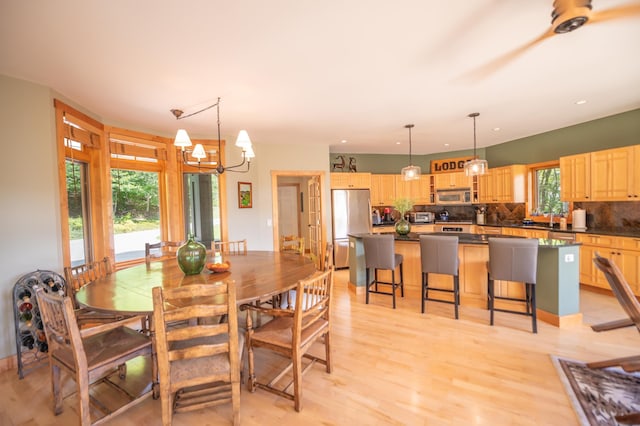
[350,232,581,247]
[480,223,640,239]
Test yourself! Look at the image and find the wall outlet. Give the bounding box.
[564,253,574,263]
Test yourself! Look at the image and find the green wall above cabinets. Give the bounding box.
[331,108,640,173]
[486,109,640,167]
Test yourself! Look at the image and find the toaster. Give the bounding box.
[410,212,434,223]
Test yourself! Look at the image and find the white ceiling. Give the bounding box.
[1,1,639,155]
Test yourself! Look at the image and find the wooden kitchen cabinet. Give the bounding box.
[370,174,396,206]
[433,172,472,190]
[411,224,435,233]
[330,172,371,189]
[395,174,432,205]
[559,153,591,201]
[629,145,640,199]
[575,233,640,296]
[590,147,631,201]
[477,165,526,203]
[502,227,548,239]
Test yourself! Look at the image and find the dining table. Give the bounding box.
[74,250,317,399]
[75,250,317,315]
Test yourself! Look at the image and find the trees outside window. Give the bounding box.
[111,169,160,262]
[534,166,568,215]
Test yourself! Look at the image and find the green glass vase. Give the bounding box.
[395,218,411,236]
[176,235,207,275]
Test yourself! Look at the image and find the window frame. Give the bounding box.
[55,99,229,270]
[527,160,572,224]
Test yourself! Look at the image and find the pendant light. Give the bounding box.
[401,124,421,181]
[464,112,488,176]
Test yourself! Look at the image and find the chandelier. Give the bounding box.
[463,112,488,176]
[171,97,254,174]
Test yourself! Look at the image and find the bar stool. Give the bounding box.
[419,235,460,319]
[362,234,404,309]
[487,237,539,333]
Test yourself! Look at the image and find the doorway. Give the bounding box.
[271,171,326,269]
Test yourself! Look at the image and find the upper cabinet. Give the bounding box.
[433,171,472,190]
[371,174,396,206]
[478,165,526,203]
[590,146,640,201]
[330,172,371,189]
[560,153,591,201]
[395,174,432,205]
[590,147,631,201]
[560,145,640,202]
[632,145,640,200]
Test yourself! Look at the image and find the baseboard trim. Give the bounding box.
[0,354,17,374]
[537,309,583,328]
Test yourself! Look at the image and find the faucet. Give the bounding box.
[549,213,554,228]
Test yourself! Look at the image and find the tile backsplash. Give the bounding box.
[574,201,640,229]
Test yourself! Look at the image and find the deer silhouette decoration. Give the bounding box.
[348,157,357,172]
[332,155,345,171]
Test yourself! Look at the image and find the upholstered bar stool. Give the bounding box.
[487,237,539,333]
[362,234,404,309]
[419,235,460,319]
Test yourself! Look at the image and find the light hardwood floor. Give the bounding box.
[1,269,637,425]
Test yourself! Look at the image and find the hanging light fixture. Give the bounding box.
[464,112,488,176]
[400,124,421,181]
[171,97,254,174]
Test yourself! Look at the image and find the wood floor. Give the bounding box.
[1,269,637,425]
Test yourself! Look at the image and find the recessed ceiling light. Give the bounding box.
[444,143,450,147]
[493,127,501,132]
[575,100,587,105]
[396,141,401,145]
[340,139,347,144]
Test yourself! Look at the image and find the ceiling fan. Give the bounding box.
[460,0,640,81]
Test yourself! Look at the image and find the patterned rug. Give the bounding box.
[552,356,640,425]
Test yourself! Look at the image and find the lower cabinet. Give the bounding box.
[576,234,640,296]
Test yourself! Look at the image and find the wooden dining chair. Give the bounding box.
[322,242,334,271]
[280,235,305,255]
[35,287,153,426]
[586,253,640,424]
[152,281,242,426]
[64,257,140,328]
[212,239,248,255]
[145,240,182,264]
[242,267,334,412]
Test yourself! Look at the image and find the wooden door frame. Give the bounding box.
[271,170,326,255]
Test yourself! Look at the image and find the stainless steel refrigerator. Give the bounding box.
[332,189,372,269]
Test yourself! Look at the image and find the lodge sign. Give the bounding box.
[431,156,474,174]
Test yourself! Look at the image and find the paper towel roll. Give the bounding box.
[572,209,586,231]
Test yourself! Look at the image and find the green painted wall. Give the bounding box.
[333,109,640,173]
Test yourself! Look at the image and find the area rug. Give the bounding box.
[551,356,640,425]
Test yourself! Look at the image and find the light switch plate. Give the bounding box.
[564,254,574,263]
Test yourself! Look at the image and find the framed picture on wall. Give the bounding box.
[238,182,252,208]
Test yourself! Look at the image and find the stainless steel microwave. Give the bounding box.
[435,188,472,205]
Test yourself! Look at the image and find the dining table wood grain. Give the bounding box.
[74,251,317,315]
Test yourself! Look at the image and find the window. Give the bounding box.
[111,168,160,262]
[183,173,221,249]
[532,165,568,215]
[66,158,92,266]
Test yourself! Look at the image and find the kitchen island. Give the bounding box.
[348,232,583,327]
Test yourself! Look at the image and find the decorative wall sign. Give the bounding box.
[238,182,252,208]
[431,156,474,174]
